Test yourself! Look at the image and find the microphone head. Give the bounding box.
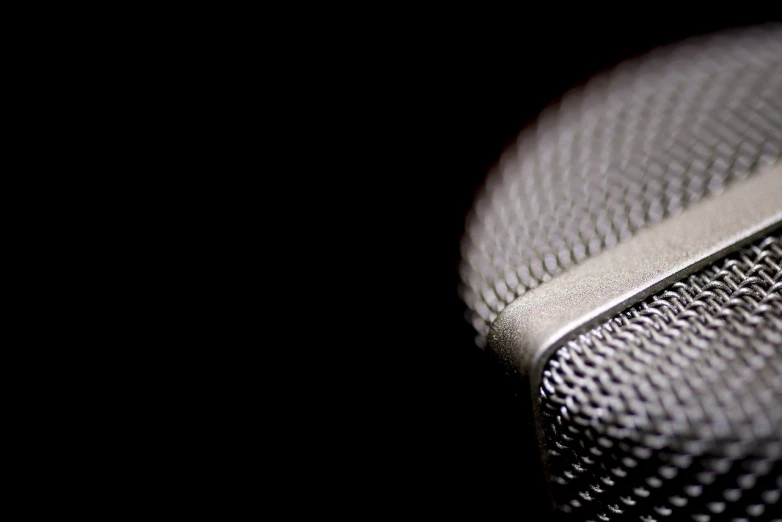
[460,24,782,520]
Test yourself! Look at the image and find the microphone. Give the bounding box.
[460,24,782,520]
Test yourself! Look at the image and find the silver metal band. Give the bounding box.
[488,163,782,395]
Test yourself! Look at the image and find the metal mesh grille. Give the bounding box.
[459,24,782,349]
[458,24,782,520]
[540,234,782,521]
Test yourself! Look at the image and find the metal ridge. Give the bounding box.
[488,163,782,397]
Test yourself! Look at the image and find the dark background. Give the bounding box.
[355,13,781,519]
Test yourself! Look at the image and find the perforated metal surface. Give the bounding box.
[540,235,782,521]
[459,24,782,349]
[458,24,782,520]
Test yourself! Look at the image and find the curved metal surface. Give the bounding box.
[487,163,782,395]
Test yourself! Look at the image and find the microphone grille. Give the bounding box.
[459,23,782,519]
[459,24,782,349]
[539,233,782,519]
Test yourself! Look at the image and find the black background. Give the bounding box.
[353,13,781,519]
